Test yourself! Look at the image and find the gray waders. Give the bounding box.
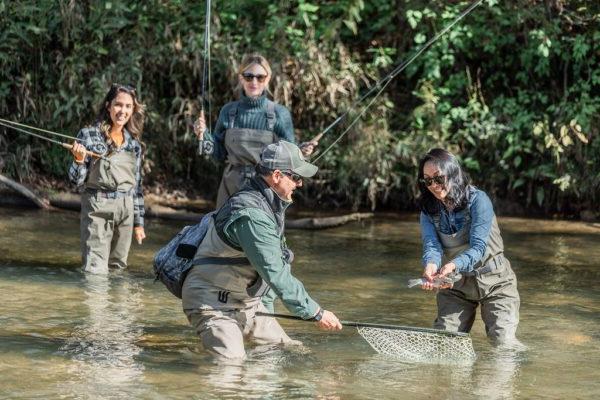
[80,150,137,274]
[181,218,296,359]
[433,213,520,344]
[216,101,277,208]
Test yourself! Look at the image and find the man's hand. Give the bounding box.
[316,310,342,331]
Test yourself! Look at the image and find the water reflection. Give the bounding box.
[469,346,526,400]
[58,273,147,398]
[1,209,600,399]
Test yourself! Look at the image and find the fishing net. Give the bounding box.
[356,326,476,363]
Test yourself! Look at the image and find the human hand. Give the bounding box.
[421,263,439,291]
[70,140,87,164]
[436,262,456,289]
[438,262,456,279]
[193,110,206,140]
[134,226,146,244]
[316,310,342,331]
[300,140,318,157]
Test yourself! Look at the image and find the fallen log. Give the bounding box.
[0,174,50,209]
[2,187,374,230]
[285,212,374,229]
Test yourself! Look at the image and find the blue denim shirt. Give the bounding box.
[420,187,495,273]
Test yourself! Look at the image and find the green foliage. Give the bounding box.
[0,0,598,215]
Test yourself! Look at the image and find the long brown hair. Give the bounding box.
[96,84,145,143]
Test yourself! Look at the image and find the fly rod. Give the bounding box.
[311,0,484,162]
[256,312,469,337]
[0,119,108,160]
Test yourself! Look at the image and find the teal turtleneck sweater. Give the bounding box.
[203,92,296,161]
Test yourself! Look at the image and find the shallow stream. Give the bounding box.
[0,207,598,399]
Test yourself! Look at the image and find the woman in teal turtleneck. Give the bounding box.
[195,53,317,207]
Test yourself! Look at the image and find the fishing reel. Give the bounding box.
[89,141,109,157]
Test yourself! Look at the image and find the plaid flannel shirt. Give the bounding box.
[68,125,145,227]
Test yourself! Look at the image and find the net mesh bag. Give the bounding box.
[357,326,476,363]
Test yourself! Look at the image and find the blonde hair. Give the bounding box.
[237,53,272,77]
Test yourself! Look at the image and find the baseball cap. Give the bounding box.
[259,141,318,178]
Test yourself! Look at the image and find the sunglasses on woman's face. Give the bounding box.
[241,73,267,83]
[281,170,302,183]
[420,175,446,186]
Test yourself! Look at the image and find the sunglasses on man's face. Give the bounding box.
[281,170,302,183]
[419,175,446,186]
[241,73,268,83]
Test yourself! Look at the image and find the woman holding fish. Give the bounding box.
[416,148,520,345]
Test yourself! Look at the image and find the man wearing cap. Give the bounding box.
[182,141,342,359]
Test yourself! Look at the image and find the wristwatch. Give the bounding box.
[313,308,324,322]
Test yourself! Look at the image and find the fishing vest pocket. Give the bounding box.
[246,276,270,298]
[86,151,136,192]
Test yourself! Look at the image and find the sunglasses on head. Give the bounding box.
[112,83,136,92]
[281,170,302,183]
[419,175,446,186]
[241,72,267,83]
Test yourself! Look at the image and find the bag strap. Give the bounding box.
[265,100,276,131]
[227,102,239,129]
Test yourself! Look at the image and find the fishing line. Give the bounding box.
[0,117,80,142]
[312,0,484,163]
[0,119,108,160]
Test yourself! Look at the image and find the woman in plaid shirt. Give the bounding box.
[69,84,146,274]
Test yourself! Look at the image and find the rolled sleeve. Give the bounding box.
[225,209,319,319]
[451,191,494,272]
[67,129,92,188]
[420,212,443,269]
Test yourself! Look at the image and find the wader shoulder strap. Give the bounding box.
[265,100,276,131]
[227,102,239,129]
[212,213,243,252]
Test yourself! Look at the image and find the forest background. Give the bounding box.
[0,0,598,217]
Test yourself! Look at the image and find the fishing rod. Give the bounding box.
[198,0,212,154]
[256,312,469,337]
[311,0,484,163]
[0,118,108,160]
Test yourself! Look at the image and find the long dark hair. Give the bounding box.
[417,148,471,215]
[96,84,145,143]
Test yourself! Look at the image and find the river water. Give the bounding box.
[0,207,598,399]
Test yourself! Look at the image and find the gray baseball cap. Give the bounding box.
[259,141,318,178]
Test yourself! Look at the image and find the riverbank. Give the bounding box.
[0,174,598,223]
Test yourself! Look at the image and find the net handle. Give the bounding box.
[256,312,469,338]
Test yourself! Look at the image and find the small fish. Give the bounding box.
[407,272,463,288]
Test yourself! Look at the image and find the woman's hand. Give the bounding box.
[438,262,456,278]
[193,110,207,140]
[437,262,456,289]
[300,140,319,157]
[70,140,87,164]
[134,226,146,245]
[421,263,439,291]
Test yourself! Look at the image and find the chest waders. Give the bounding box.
[80,149,137,274]
[181,178,297,358]
[216,100,277,208]
[432,210,520,344]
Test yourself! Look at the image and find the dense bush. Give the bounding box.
[0,0,598,215]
